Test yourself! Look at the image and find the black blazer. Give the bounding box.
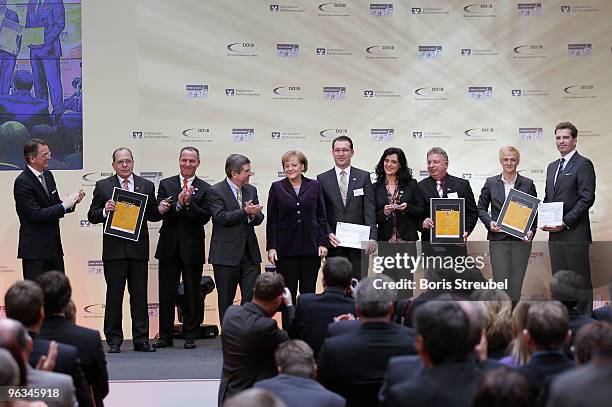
[154,175,211,264]
[39,315,109,407]
[206,180,264,266]
[477,173,538,241]
[256,374,346,407]
[373,179,425,241]
[87,174,161,261]
[544,152,596,242]
[218,302,290,405]
[13,168,74,259]
[266,176,329,256]
[317,322,416,407]
[417,174,478,241]
[518,351,575,404]
[317,167,377,240]
[289,287,355,357]
[29,331,92,407]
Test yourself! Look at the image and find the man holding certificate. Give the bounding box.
[317,136,377,280]
[542,122,596,312]
[87,147,163,353]
[477,146,537,301]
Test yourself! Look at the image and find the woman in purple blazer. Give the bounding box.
[267,150,329,303]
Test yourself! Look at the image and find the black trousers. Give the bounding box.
[489,239,532,302]
[213,252,260,324]
[103,259,149,346]
[158,254,204,341]
[276,255,322,305]
[549,241,592,314]
[22,256,64,281]
[327,246,367,281]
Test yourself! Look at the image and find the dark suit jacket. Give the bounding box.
[548,359,612,407]
[218,302,290,404]
[154,175,211,264]
[544,152,595,241]
[373,179,425,241]
[317,167,377,240]
[87,174,161,261]
[477,173,538,240]
[26,0,64,58]
[266,176,329,256]
[288,287,355,357]
[29,331,92,407]
[40,315,109,407]
[206,180,264,266]
[385,361,486,407]
[256,374,346,407]
[417,174,478,241]
[0,90,52,130]
[317,322,416,407]
[518,351,575,403]
[14,167,73,260]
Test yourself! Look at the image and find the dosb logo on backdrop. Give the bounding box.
[365,45,398,59]
[513,44,546,59]
[323,86,346,100]
[414,87,447,101]
[464,127,496,141]
[369,4,393,17]
[568,43,592,57]
[463,2,496,17]
[317,2,350,16]
[182,128,213,143]
[232,128,255,143]
[277,43,299,58]
[563,84,596,99]
[140,172,163,185]
[226,42,258,57]
[468,86,493,100]
[87,260,104,275]
[319,128,349,142]
[83,304,105,318]
[518,3,542,16]
[81,171,114,186]
[518,128,543,141]
[371,129,394,143]
[418,46,442,59]
[186,84,208,99]
[272,85,304,100]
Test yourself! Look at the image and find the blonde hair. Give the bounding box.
[478,290,513,350]
[509,301,533,365]
[281,150,308,173]
[498,145,520,162]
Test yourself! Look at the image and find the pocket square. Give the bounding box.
[565,173,572,175]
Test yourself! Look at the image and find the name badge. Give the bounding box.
[447,192,459,199]
[353,188,364,196]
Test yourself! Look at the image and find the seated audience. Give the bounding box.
[218,272,293,405]
[289,257,355,357]
[317,275,415,407]
[500,301,533,367]
[471,290,512,360]
[0,347,47,407]
[224,388,287,407]
[473,368,533,407]
[37,272,109,407]
[256,340,345,407]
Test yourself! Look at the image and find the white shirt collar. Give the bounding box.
[334,165,351,179]
[28,165,43,178]
[501,173,517,185]
[561,149,577,163]
[117,173,134,186]
[180,175,195,186]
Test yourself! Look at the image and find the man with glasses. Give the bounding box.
[206,154,264,324]
[317,136,377,279]
[87,147,163,353]
[13,138,84,280]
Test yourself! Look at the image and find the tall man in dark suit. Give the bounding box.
[542,122,596,313]
[87,147,162,353]
[478,146,537,301]
[13,138,84,280]
[218,272,293,405]
[317,136,377,280]
[154,147,211,350]
[206,154,264,323]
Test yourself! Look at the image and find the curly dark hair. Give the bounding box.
[375,147,413,186]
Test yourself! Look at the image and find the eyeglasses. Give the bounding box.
[333,148,352,154]
[115,159,133,165]
[34,152,51,158]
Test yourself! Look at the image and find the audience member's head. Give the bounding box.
[354,275,396,320]
[4,280,45,330]
[524,301,570,352]
[0,121,29,169]
[274,340,316,379]
[31,124,65,161]
[572,321,612,365]
[414,301,472,366]
[252,272,285,316]
[473,368,533,407]
[36,271,72,316]
[12,70,34,92]
[322,257,353,290]
[471,290,513,352]
[64,300,77,324]
[0,318,31,385]
[224,388,287,407]
[457,300,486,351]
[509,301,533,366]
[550,270,587,309]
[0,348,20,386]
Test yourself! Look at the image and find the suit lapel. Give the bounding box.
[426,177,438,198]
[133,175,143,193]
[553,152,579,195]
[325,169,345,208]
[222,181,240,209]
[444,175,456,198]
[345,171,357,208]
[25,168,52,203]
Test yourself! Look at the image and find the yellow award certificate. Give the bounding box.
[435,209,460,237]
[110,201,140,233]
[501,201,531,232]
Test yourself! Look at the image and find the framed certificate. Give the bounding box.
[497,188,540,239]
[104,188,148,241]
[431,198,465,243]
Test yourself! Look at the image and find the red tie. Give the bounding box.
[183,178,188,190]
[122,179,129,191]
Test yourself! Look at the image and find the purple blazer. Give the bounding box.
[266,176,329,256]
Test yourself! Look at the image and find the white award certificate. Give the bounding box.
[335,222,371,249]
[537,202,564,227]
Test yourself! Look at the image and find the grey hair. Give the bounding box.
[426,147,448,162]
[355,275,396,317]
[224,154,250,178]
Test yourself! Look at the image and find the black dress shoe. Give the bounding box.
[184,339,197,349]
[154,338,174,348]
[133,342,156,352]
[107,344,121,353]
